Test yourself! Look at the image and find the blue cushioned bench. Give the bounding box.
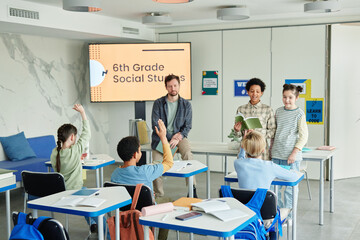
[0,135,56,182]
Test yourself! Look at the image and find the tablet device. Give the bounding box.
[71,189,99,197]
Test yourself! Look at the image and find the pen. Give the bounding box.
[161,214,169,221]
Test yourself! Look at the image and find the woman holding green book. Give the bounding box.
[233,78,276,160]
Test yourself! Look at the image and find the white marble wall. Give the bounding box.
[0,33,111,156]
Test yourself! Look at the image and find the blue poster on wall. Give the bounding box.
[306,98,323,124]
[234,80,248,97]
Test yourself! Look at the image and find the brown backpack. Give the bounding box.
[107,184,154,240]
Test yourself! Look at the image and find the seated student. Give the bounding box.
[111,119,173,240]
[234,130,299,190]
[111,119,173,195]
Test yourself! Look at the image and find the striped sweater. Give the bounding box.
[271,107,308,161]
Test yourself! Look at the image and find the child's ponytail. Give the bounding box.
[56,124,78,172]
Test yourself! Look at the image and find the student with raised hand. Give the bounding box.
[234,78,276,160]
[51,104,90,190]
[111,119,173,240]
[271,84,309,220]
[111,119,174,196]
[50,104,101,239]
[234,130,298,190]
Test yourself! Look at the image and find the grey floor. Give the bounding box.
[1,162,359,240]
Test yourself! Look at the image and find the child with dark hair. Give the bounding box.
[51,104,90,190]
[51,104,101,239]
[111,119,174,195]
[234,78,276,160]
[271,84,308,220]
[111,119,173,240]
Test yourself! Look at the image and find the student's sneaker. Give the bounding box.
[187,185,198,198]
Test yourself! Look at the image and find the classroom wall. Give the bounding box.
[0,33,111,157]
[330,24,360,179]
[157,25,328,179]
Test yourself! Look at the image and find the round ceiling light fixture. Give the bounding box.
[63,0,102,12]
[142,12,172,25]
[217,6,250,21]
[304,0,341,13]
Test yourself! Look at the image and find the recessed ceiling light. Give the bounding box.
[304,0,341,13]
[63,0,102,12]
[152,0,193,3]
[142,12,172,25]
[217,6,250,21]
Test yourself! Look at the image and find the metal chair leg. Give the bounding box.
[304,170,312,200]
[24,192,27,213]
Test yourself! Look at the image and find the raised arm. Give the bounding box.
[73,104,91,151]
[155,119,174,173]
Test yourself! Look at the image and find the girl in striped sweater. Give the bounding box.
[271,84,308,218]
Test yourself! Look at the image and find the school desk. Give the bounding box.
[46,154,115,188]
[142,143,336,225]
[0,174,16,238]
[27,186,131,240]
[163,160,208,198]
[224,171,304,240]
[139,197,256,240]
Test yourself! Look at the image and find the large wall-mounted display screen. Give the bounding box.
[89,43,191,102]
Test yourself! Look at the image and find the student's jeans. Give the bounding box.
[272,158,300,219]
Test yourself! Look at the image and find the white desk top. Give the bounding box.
[27,186,131,217]
[139,197,256,238]
[142,142,336,161]
[163,160,208,178]
[45,154,115,170]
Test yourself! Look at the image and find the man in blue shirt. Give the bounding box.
[151,74,196,198]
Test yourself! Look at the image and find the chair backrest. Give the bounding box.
[22,171,66,198]
[104,181,154,211]
[219,187,277,220]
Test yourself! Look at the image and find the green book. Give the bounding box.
[235,113,263,131]
[156,141,178,156]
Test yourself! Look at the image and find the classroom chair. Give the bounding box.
[103,181,154,211]
[219,187,291,240]
[21,171,69,230]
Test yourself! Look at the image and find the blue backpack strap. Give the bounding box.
[246,188,268,213]
[266,207,283,236]
[33,216,50,230]
[221,185,234,198]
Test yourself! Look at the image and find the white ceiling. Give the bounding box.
[1,0,359,42]
[25,0,360,27]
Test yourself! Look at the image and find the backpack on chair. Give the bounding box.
[10,212,69,240]
[221,185,282,240]
[107,184,154,240]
